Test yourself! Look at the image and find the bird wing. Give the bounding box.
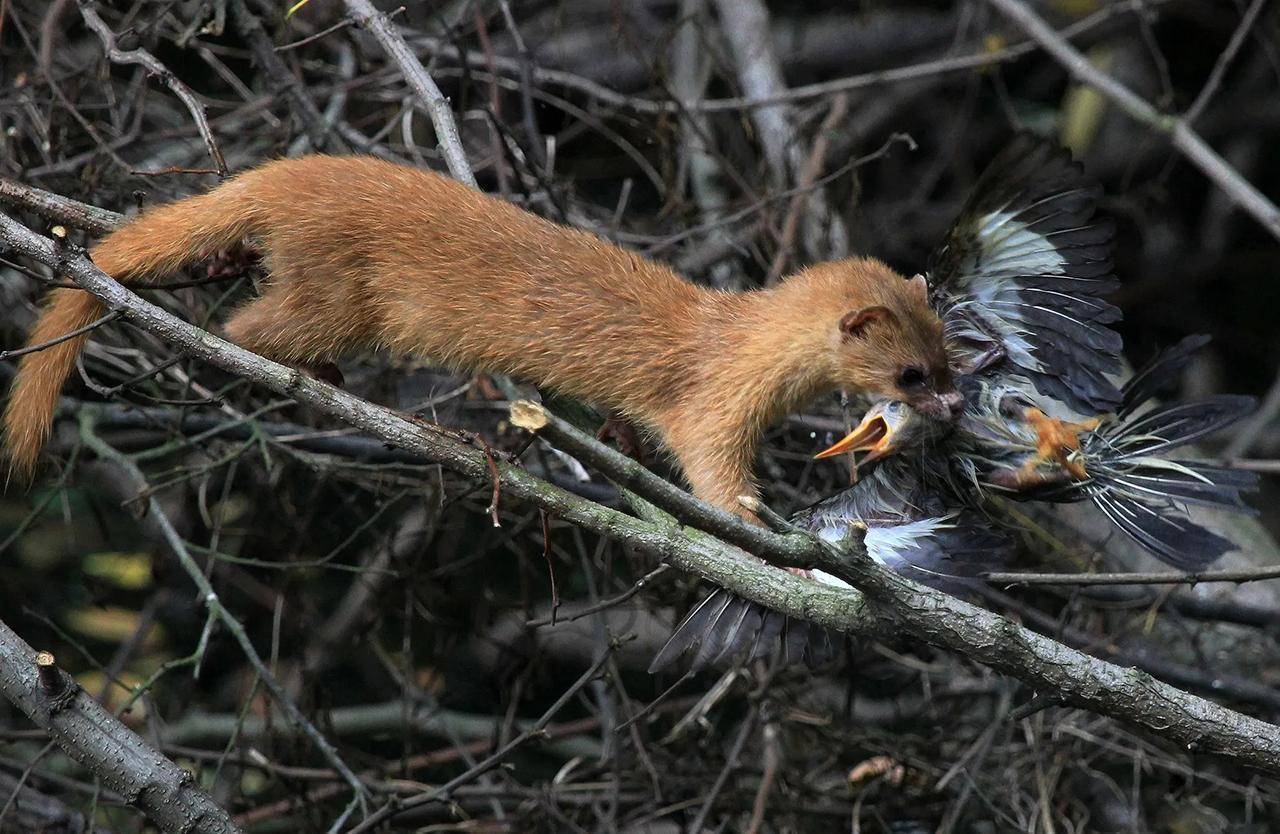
[650,462,1013,675]
[928,133,1122,416]
[1076,339,1259,568]
[648,588,834,675]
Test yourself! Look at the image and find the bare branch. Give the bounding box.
[1185,0,1270,124]
[408,1,1160,115]
[342,0,477,187]
[0,177,121,234]
[77,2,228,176]
[77,420,371,817]
[986,0,1280,242]
[0,623,244,834]
[711,0,846,259]
[985,565,1280,587]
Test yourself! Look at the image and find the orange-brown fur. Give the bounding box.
[3,155,953,515]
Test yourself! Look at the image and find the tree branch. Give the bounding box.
[4,210,1280,779]
[985,565,1280,587]
[77,417,371,816]
[341,0,477,187]
[78,2,228,176]
[0,622,244,834]
[985,0,1280,243]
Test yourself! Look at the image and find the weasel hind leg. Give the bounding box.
[223,278,373,374]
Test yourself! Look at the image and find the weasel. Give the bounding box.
[2,155,961,515]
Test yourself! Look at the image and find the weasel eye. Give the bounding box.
[897,366,927,389]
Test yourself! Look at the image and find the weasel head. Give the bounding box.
[803,259,960,422]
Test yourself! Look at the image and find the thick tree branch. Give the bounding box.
[0,178,120,234]
[0,621,244,834]
[4,212,1280,779]
[986,0,1280,243]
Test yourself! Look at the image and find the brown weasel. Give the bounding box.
[2,155,961,515]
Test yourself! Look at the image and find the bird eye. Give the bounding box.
[897,366,926,389]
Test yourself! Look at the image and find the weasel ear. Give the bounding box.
[907,273,929,301]
[840,305,896,340]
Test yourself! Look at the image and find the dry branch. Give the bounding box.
[2,211,1280,779]
[342,0,477,187]
[0,620,244,834]
[408,2,1159,115]
[986,0,1280,242]
[77,1,228,176]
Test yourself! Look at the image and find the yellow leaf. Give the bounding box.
[285,0,312,18]
[83,551,153,590]
[75,670,149,719]
[1060,46,1114,155]
[65,607,164,647]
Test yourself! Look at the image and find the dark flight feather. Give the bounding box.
[928,133,1123,414]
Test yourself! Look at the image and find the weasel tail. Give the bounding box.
[4,180,258,479]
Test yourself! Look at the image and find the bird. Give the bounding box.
[651,135,1258,674]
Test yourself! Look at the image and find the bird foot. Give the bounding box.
[1022,408,1100,480]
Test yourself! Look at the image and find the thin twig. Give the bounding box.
[985,565,1280,587]
[986,0,1280,243]
[526,565,670,627]
[745,719,781,834]
[0,311,120,361]
[342,0,477,187]
[1185,0,1270,124]
[230,0,345,152]
[347,648,615,833]
[766,92,850,283]
[408,1,1164,115]
[77,2,228,176]
[712,0,846,257]
[688,710,758,833]
[539,509,560,625]
[78,417,371,818]
[1225,367,1280,458]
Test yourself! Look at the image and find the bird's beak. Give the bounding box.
[814,411,896,462]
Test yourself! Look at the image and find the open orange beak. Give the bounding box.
[814,412,894,462]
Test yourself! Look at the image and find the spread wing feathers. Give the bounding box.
[1086,489,1240,570]
[650,506,1015,674]
[928,134,1122,415]
[1119,334,1212,417]
[1071,345,1259,568]
[1101,396,1257,459]
[647,589,833,674]
[795,456,1015,586]
[865,517,1016,589]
